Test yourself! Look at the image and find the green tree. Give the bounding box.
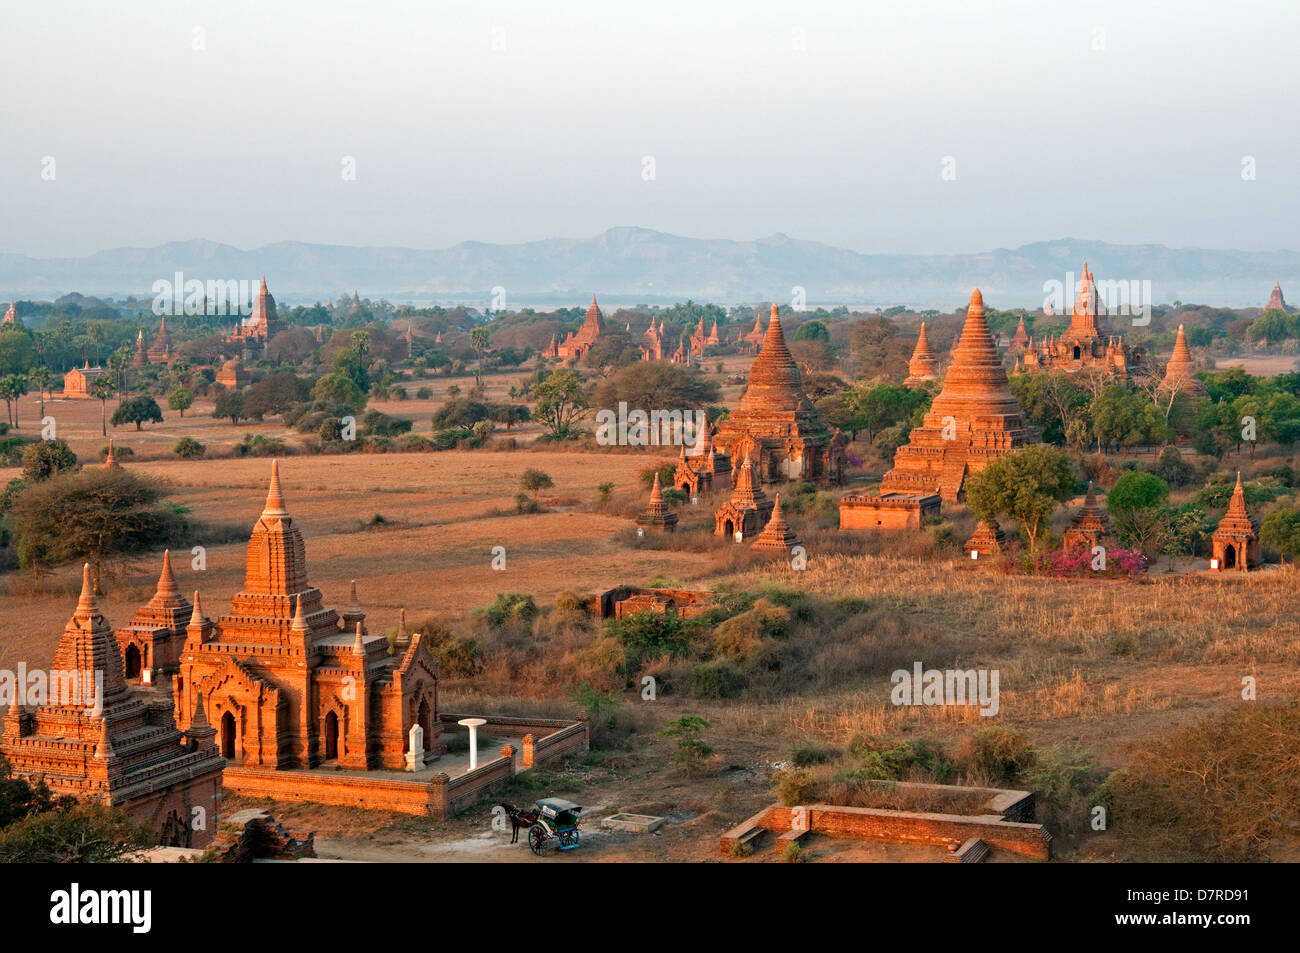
[0,802,152,863]
[964,445,1076,554]
[532,369,588,438]
[661,716,713,774]
[0,374,28,428]
[1107,472,1173,557]
[167,387,194,418]
[111,395,164,431]
[21,439,77,482]
[1260,506,1300,565]
[213,389,246,425]
[8,466,181,593]
[311,372,367,409]
[520,468,554,498]
[27,366,54,420]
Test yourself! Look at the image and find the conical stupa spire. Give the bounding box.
[1227,472,1248,517]
[290,592,310,633]
[263,460,288,517]
[94,717,115,761]
[737,305,812,412]
[751,492,800,553]
[396,607,410,650]
[354,621,365,656]
[649,472,664,505]
[189,590,205,629]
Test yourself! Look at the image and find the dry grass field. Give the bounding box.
[3,367,1297,862]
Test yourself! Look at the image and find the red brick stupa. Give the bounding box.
[750,493,801,554]
[1062,483,1117,551]
[713,305,844,485]
[903,322,939,387]
[636,473,678,534]
[851,289,1039,517]
[1158,324,1206,397]
[1266,281,1289,313]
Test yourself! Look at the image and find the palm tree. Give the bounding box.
[28,366,54,419]
[89,375,115,436]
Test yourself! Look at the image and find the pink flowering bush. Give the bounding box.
[1037,543,1146,580]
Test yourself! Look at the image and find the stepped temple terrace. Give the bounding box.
[713,304,845,485]
[750,493,801,555]
[841,288,1039,530]
[1,566,225,848]
[1019,263,1143,380]
[1211,473,1260,572]
[544,295,607,361]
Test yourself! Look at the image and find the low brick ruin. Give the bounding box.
[720,781,1052,861]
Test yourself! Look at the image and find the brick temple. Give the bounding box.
[173,461,445,773]
[1266,281,1289,312]
[1211,473,1260,572]
[841,288,1039,530]
[714,453,774,540]
[1019,263,1143,380]
[673,427,731,495]
[1,565,225,847]
[713,305,845,485]
[228,276,283,357]
[544,296,606,361]
[61,361,109,398]
[2,298,20,327]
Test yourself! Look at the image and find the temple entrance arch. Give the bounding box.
[724,519,735,536]
[124,644,142,680]
[1073,346,1081,360]
[1224,545,1236,569]
[324,711,339,761]
[220,712,236,760]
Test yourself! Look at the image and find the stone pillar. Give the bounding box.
[521,733,534,768]
[405,724,424,772]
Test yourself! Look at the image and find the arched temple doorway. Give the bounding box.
[220,712,237,760]
[324,711,339,761]
[124,644,142,680]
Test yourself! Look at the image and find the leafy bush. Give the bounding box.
[687,659,745,699]
[956,726,1038,785]
[172,436,206,459]
[772,766,816,806]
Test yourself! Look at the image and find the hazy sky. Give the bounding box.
[3,0,1296,258]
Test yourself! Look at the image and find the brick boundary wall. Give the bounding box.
[221,714,588,818]
[721,803,1051,860]
[439,755,514,815]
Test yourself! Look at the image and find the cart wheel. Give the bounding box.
[528,826,550,857]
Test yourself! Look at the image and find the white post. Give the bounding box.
[458,717,487,770]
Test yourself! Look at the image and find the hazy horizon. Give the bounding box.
[3,0,1296,260]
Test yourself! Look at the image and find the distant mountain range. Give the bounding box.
[1,228,1295,311]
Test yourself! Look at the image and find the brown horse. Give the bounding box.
[498,802,539,844]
